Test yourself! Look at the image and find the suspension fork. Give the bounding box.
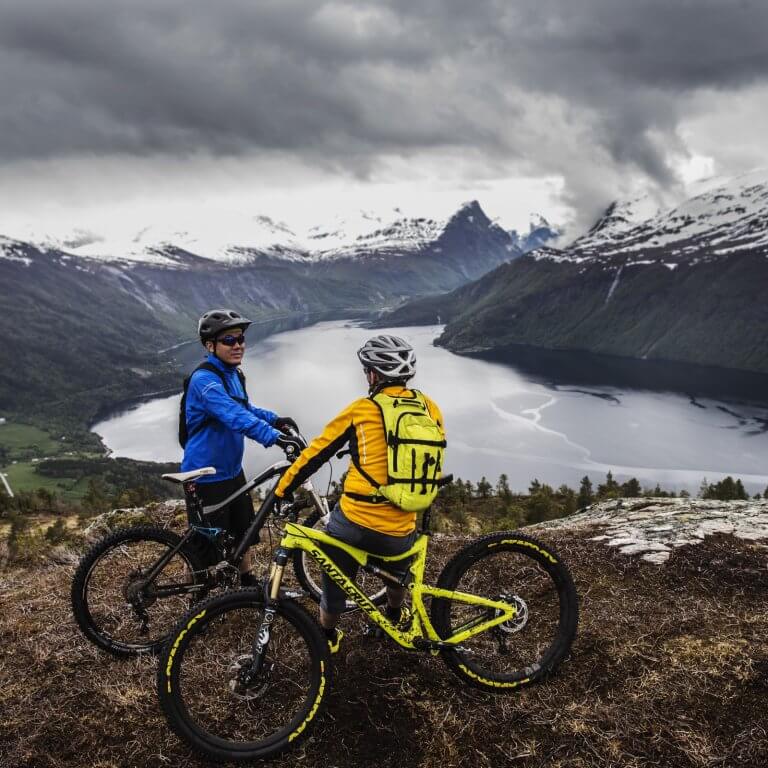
[305,485,330,521]
[242,547,289,684]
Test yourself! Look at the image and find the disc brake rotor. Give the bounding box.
[228,655,274,701]
[495,593,529,634]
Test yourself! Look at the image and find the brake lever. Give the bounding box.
[274,498,312,521]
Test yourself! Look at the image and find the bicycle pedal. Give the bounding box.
[362,624,385,639]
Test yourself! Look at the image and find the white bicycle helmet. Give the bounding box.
[357,335,416,380]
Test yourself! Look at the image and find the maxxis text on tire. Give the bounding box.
[431,531,578,692]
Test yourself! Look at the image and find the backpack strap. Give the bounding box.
[183,362,248,444]
[343,490,389,504]
[337,408,388,504]
[236,368,248,401]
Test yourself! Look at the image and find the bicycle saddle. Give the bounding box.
[162,467,217,484]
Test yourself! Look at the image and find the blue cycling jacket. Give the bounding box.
[181,353,280,483]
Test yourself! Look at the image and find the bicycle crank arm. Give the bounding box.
[413,638,471,653]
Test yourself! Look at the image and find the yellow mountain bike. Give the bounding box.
[156,480,579,762]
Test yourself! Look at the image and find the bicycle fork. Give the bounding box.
[241,547,289,686]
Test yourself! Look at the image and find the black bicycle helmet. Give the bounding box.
[198,309,253,344]
[357,334,416,380]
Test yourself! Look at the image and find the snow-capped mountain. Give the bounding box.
[379,171,768,375]
[313,215,445,260]
[6,202,511,267]
[549,170,768,264]
[0,199,521,428]
[13,212,309,266]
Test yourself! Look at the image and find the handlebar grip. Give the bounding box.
[436,474,454,487]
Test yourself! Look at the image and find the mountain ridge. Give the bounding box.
[0,201,522,429]
[375,173,768,374]
[3,200,545,268]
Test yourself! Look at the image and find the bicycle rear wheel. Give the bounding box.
[292,509,387,612]
[431,531,578,692]
[157,590,330,763]
[71,526,208,657]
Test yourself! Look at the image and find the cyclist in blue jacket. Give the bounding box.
[181,308,301,584]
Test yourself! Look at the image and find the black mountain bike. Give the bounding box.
[71,432,385,657]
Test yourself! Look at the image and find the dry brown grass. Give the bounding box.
[2,524,768,767]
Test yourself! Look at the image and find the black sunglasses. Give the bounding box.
[216,334,246,347]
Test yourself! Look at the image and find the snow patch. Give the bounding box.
[565,171,768,263]
[605,266,623,303]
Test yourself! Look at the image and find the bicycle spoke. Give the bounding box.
[85,539,197,648]
[443,549,564,678]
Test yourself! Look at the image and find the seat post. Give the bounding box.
[183,481,205,526]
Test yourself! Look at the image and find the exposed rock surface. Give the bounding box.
[536,497,768,563]
[83,500,183,542]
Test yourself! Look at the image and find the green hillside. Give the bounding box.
[380,251,768,374]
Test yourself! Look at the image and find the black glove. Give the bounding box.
[275,434,304,460]
[274,416,299,434]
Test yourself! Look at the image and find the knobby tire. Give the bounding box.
[157,589,330,762]
[71,525,207,657]
[431,531,578,692]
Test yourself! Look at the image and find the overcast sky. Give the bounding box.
[1,0,767,238]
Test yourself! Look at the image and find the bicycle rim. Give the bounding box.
[80,534,201,654]
[159,592,328,762]
[433,534,577,689]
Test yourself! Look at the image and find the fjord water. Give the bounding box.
[94,321,768,494]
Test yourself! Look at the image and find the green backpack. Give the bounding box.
[369,389,447,512]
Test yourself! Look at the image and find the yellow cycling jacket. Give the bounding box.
[274,386,444,536]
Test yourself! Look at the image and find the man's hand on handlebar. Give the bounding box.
[274,416,300,433]
[275,434,305,460]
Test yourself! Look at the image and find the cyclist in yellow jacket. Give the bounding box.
[274,334,444,652]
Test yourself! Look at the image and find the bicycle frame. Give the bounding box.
[142,460,309,593]
[268,522,518,652]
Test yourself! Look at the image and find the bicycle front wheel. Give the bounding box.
[431,531,578,692]
[292,509,387,612]
[71,525,208,657]
[157,590,330,763]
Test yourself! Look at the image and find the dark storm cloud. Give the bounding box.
[1,0,767,210]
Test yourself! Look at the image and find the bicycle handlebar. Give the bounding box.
[276,425,308,462]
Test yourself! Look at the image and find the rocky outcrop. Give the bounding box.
[537,497,768,563]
